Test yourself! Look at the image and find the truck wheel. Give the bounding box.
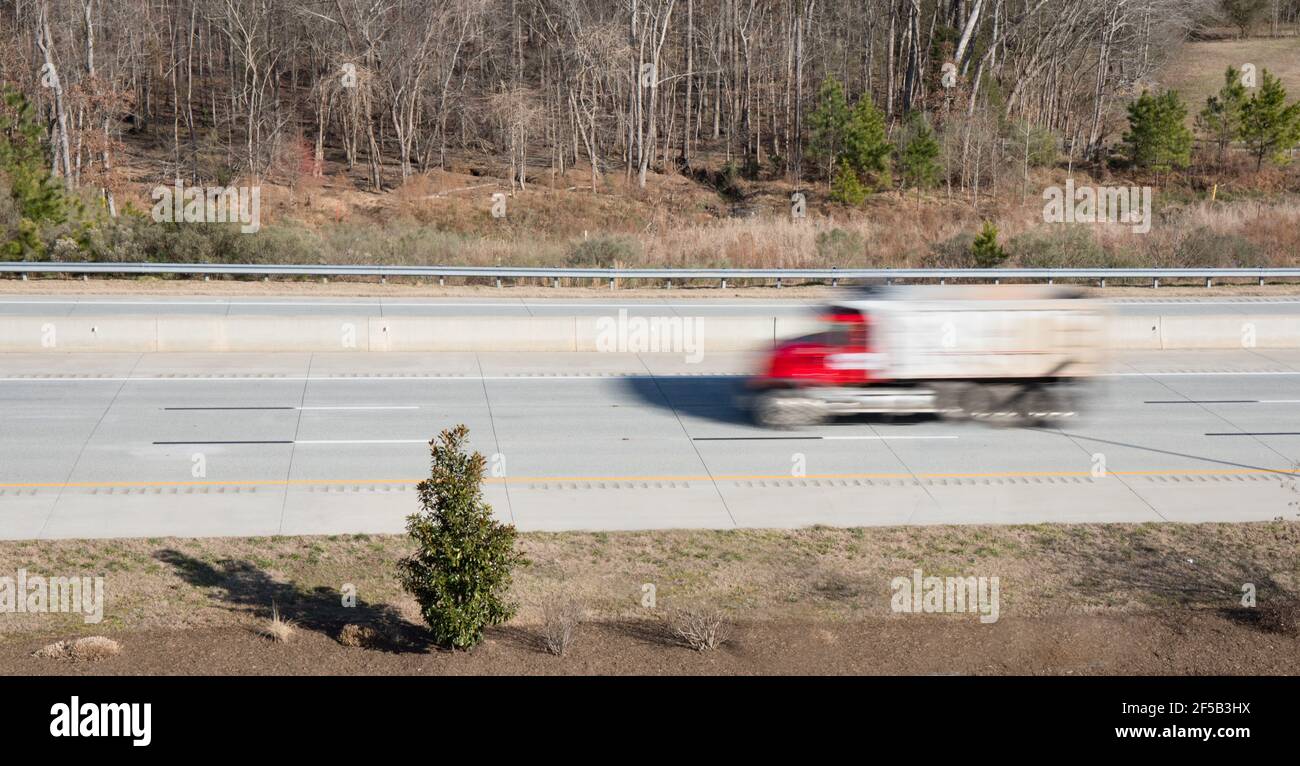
[753,390,826,428]
[1025,386,1076,426]
[957,384,997,421]
[1016,387,1055,426]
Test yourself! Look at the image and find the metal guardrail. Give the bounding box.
[1,262,1298,286]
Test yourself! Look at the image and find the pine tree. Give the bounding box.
[1122,90,1192,177]
[841,95,892,191]
[0,88,70,260]
[830,158,868,205]
[1239,70,1300,171]
[897,113,942,191]
[808,77,852,184]
[1197,67,1249,166]
[971,221,1008,268]
[397,425,526,649]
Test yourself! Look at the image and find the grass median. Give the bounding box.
[1,521,1297,675]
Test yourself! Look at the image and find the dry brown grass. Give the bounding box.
[1,522,1298,641]
[258,603,296,644]
[33,636,122,662]
[540,598,584,657]
[1159,36,1300,116]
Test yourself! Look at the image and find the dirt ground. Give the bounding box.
[2,276,1299,300]
[3,611,1297,676]
[1,523,1297,675]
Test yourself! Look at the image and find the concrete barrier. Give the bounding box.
[1,313,1297,352]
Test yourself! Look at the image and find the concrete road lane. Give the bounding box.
[0,349,1298,539]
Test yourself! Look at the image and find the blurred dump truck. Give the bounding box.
[747,285,1108,427]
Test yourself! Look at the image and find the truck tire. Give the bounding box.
[753,390,827,428]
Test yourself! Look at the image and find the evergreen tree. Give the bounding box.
[830,158,868,205]
[1197,67,1249,166]
[896,113,942,191]
[808,77,852,183]
[1219,0,1269,38]
[971,221,1009,268]
[1239,70,1300,171]
[841,95,892,190]
[0,89,70,260]
[397,425,526,649]
[1122,90,1192,176]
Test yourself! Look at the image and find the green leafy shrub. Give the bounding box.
[397,425,526,650]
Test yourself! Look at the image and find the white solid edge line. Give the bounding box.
[822,435,958,440]
[296,405,420,410]
[293,439,429,445]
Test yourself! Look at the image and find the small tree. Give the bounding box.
[1197,67,1249,167]
[896,113,942,193]
[1219,0,1268,38]
[808,77,853,184]
[830,158,868,205]
[0,88,72,260]
[398,425,526,649]
[1239,70,1300,171]
[1121,90,1192,179]
[841,95,892,190]
[970,221,1008,268]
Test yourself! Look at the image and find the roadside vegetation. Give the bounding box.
[3,10,1300,277]
[3,520,1296,642]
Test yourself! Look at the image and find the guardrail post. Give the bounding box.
[666,279,673,289]
[776,277,782,289]
[553,277,560,288]
[1153,277,1159,288]
[20,273,26,281]
[1048,278,1054,285]
[1099,278,1105,288]
[380,275,386,284]
[1259,277,1265,286]
[496,278,502,288]
[1205,277,1212,288]
[609,277,615,290]
[721,278,727,289]
[438,276,445,287]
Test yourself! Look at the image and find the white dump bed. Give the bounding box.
[838,285,1107,380]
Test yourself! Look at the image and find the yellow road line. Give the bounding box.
[0,467,1292,491]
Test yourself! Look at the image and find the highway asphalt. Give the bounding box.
[1,348,1298,539]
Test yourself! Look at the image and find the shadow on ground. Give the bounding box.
[153,549,431,652]
[1045,523,1300,633]
[620,374,754,426]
